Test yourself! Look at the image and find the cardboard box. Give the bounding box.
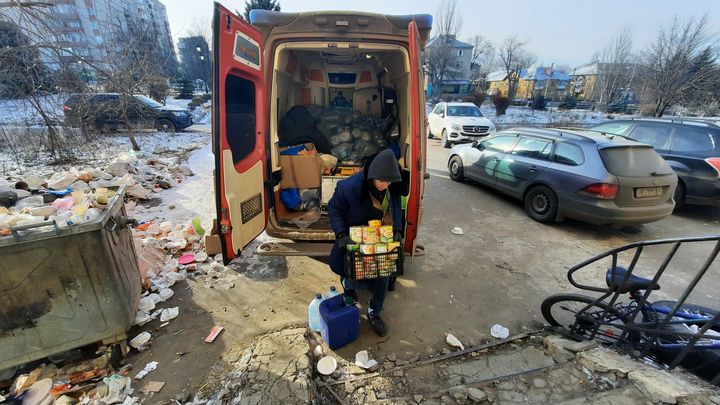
[204,219,222,255]
[279,143,324,189]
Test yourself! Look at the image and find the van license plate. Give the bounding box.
[635,187,663,198]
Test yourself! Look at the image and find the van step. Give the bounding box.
[257,242,333,257]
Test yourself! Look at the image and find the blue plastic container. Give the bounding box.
[319,294,359,349]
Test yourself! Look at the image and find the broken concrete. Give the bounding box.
[628,368,705,404]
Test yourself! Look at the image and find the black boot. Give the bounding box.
[367,310,388,337]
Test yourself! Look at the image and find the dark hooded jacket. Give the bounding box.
[327,153,404,276]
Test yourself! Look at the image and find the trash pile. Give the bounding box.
[1,352,139,404]
[279,105,397,165]
[0,149,195,209]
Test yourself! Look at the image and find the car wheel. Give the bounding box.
[441,129,451,148]
[155,118,176,133]
[524,185,558,223]
[673,180,686,211]
[448,156,464,182]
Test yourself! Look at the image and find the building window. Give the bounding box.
[458,50,463,57]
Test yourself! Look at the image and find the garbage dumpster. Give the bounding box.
[0,186,140,371]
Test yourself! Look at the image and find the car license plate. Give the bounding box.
[634,187,663,198]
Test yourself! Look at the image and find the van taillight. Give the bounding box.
[705,158,720,177]
[580,183,618,199]
[63,105,71,111]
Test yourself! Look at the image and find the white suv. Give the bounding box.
[427,102,496,148]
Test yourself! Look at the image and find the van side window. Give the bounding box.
[225,74,256,163]
[432,104,444,114]
[630,123,672,150]
[671,126,715,153]
[511,137,552,160]
[554,142,584,166]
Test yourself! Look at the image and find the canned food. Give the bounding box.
[349,226,364,244]
[368,220,382,228]
[362,227,379,244]
[379,225,393,238]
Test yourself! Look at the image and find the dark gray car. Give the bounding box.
[447,128,678,225]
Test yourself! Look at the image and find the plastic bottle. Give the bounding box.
[326,286,341,299]
[308,293,324,332]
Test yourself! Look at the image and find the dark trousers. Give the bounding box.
[341,277,389,316]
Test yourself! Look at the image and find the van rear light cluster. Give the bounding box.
[705,158,720,177]
[580,183,618,199]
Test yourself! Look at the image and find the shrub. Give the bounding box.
[492,94,511,116]
[531,95,546,111]
[558,95,577,110]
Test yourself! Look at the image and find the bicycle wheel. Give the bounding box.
[542,294,628,341]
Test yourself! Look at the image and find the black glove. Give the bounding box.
[337,234,353,250]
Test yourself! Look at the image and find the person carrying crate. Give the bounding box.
[328,149,404,337]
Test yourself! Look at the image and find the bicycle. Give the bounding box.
[540,235,720,383]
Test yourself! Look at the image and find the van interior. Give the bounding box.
[270,44,410,230]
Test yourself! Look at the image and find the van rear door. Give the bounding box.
[404,20,427,254]
[213,3,268,263]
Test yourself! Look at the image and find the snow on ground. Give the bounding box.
[0,95,66,126]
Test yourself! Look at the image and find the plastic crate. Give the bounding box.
[344,248,403,280]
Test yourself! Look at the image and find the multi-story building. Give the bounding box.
[178,36,211,91]
[425,34,474,96]
[487,67,571,101]
[0,0,177,76]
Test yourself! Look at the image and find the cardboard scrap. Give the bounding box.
[205,326,224,343]
[139,381,165,394]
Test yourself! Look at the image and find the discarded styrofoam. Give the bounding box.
[317,356,337,375]
[446,333,465,350]
[158,288,174,301]
[354,350,379,370]
[451,227,464,235]
[134,361,158,380]
[490,324,510,339]
[129,332,152,350]
[138,296,156,313]
[160,307,179,322]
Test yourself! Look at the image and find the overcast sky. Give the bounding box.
[161,0,719,69]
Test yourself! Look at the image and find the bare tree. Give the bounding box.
[496,36,535,101]
[423,0,463,98]
[642,15,716,117]
[597,27,635,106]
[468,35,494,86]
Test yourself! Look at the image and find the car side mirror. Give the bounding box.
[471,140,478,148]
[440,113,445,118]
[476,142,485,150]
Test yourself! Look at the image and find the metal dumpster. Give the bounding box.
[0,186,140,370]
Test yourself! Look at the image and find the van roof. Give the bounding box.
[248,9,432,46]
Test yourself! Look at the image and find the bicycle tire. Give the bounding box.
[541,293,628,341]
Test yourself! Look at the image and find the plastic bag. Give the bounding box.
[281,188,301,210]
[330,143,354,160]
[289,207,321,230]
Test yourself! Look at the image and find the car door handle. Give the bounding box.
[529,165,537,172]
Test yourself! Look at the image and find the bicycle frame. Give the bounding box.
[564,234,720,384]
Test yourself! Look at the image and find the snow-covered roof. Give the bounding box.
[520,67,570,81]
[426,35,474,49]
[573,63,598,76]
[486,70,508,82]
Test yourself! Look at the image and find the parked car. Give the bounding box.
[447,128,677,225]
[591,118,720,209]
[63,93,193,132]
[427,102,496,148]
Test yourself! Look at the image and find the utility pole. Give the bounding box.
[196,45,209,93]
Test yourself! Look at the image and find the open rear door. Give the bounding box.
[403,20,427,254]
[213,3,268,263]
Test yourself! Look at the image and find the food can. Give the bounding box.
[362,227,379,244]
[349,226,364,244]
[368,220,382,228]
[374,243,388,253]
[379,225,393,238]
[359,244,375,255]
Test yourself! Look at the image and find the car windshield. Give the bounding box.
[447,106,482,117]
[134,95,163,108]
